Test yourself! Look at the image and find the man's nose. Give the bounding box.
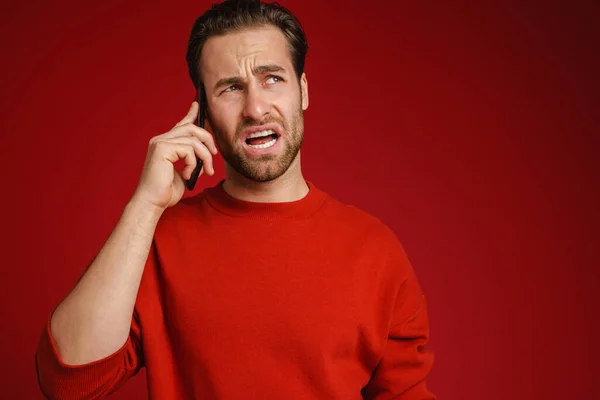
[242,85,271,121]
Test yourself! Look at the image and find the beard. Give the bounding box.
[208,107,304,182]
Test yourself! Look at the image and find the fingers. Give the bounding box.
[174,102,199,128]
[152,139,212,179]
[148,102,219,182]
[164,123,219,156]
[154,141,198,172]
[167,136,215,177]
[167,102,219,155]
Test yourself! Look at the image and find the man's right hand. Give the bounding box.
[132,101,219,211]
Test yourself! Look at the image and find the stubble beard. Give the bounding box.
[210,108,304,183]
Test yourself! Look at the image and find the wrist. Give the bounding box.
[126,195,165,222]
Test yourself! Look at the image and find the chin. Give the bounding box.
[223,133,302,183]
[239,160,290,182]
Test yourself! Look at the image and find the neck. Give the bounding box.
[222,153,309,203]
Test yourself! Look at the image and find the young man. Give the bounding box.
[35,1,436,398]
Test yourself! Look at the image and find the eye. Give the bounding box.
[223,84,241,93]
[266,75,282,84]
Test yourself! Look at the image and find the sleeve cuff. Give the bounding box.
[35,313,137,399]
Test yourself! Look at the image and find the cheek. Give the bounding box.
[276,92,301,118]
[210,104,237,135]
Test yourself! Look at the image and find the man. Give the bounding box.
[35,0,436,398]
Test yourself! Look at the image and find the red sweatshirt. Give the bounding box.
[36,181,435,399]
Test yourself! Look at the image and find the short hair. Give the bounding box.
[185,0,309,89]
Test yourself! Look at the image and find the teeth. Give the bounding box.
[247,129,275,139]
[248,137,277,149]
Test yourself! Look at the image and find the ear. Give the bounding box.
[300,72,309,110]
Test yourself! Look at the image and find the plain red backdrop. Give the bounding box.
[1,0,598,398]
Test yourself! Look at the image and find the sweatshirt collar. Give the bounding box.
[204,180,327,219]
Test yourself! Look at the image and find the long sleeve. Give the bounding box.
[362,271,436,399]
[34,308,144,400]
[33,238,167,398]
[32,240,161,400]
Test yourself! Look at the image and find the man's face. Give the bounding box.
[200,25,309,182]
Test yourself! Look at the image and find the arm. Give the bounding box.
[34,101,218,398]
[47,198,162,366]
[35,303,145,400]
[362,272,436,399]
[34,201,162,399]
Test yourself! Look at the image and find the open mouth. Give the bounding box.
[244,129,279,149]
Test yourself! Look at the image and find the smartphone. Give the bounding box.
[185,86,206,191]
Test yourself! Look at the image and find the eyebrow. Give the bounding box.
[213,64,287,90]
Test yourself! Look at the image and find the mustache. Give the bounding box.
[235,116,285,137]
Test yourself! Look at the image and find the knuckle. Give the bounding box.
[193,136,205,146]
[191,124,205,135]
[154,140,169,151]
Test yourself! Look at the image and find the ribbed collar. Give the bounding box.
[204,180,327,220]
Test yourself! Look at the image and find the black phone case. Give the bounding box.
[185,87,206,191]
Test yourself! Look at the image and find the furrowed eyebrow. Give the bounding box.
[213,64,287,91]
[254,64,286,75]
[214,77,242,91]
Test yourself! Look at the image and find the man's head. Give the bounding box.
[186,0,309,183]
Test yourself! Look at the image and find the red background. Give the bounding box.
[1,1,598,398]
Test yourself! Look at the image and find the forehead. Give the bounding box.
[200,25,292,81]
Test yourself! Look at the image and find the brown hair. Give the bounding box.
[185,0,308,89]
